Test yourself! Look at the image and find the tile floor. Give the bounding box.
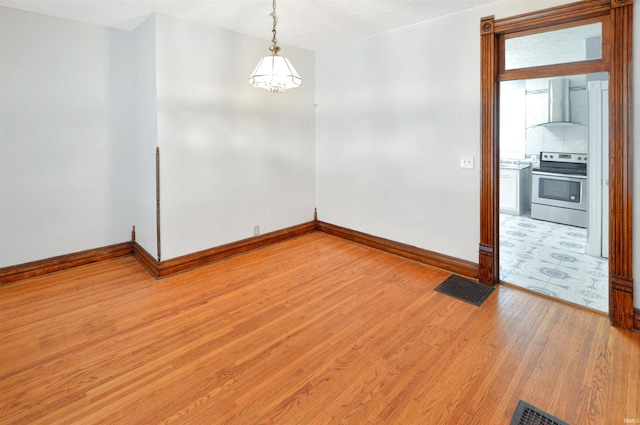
[499,213,608,313]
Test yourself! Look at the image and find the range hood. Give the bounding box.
[541,78,576,126]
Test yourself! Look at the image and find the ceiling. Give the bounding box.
[0,0,501,51]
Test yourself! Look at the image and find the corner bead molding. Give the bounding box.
[155,147,161,262]
[480,16,495,34]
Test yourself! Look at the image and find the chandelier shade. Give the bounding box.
[249,54,301,93]
[248,0,301,93]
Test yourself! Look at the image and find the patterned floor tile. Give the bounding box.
[541,282,589,306]
[504,267,550,289]
[586,300,608,312]
[546,264,595,288]
[500,214,608,313]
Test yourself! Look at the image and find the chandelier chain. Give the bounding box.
[271,0,278,45]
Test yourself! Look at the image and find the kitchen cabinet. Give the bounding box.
[500,165,531,215]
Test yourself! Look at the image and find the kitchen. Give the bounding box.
[499,72,609,313]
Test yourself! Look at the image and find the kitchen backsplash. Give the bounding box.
[525,124,587,155]
[524,77,587,155]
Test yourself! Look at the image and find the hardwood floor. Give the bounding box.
[1,232,638,424]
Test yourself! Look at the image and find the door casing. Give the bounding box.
[478,0,635,329]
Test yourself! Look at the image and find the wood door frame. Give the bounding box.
[479,0,635,329]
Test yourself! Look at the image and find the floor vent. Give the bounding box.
[510,400,570,425]
[433,275,494,307]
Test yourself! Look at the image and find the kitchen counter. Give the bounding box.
[500,163,531,170]
[500,164,531,215]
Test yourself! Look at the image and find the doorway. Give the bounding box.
[499,74,609,312]
[478,0,634,329]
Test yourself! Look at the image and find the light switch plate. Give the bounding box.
[460,155,474,169]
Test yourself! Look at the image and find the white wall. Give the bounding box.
[132,15,159,259]
[315,0,576,264]
[155,14,315,260]
[316,15,479,262]
[0,7,134,267]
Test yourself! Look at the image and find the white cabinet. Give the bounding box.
[500,170,519,211]
[500,166,531,215]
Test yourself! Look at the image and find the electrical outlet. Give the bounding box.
[254,225,260,236]
[460,155,474,169]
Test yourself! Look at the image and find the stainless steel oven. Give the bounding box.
[531,152,588,228]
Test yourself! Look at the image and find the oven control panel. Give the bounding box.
[540,152,587,164]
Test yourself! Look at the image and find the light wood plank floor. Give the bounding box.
[1,232,638,424]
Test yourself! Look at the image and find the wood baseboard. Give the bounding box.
[315,221,479,279]
[0,242,133,285]
[134,221,317,278]
[635,308,640,331]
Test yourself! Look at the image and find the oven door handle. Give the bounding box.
[532,171,586,179]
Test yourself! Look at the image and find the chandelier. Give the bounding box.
[248,0,301,93]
